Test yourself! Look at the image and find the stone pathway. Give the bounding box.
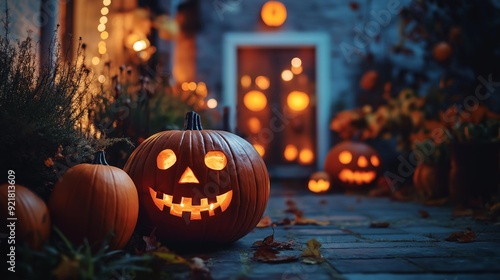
[186,181,500,279]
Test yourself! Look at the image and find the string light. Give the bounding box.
[94,1,111,66]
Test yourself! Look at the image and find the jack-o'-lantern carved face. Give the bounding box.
[324,141,381,189]
[124,112,270,244]
[149,149,233,220]
[308,171,331,193]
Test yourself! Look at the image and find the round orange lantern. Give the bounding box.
[308,172,331,193]
[324,141,382,189]
[261,1,287,27]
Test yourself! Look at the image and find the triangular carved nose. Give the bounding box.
[179,167,199,184]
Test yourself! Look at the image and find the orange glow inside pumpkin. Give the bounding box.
[157,149,177,170]
[261,1,287,27]
[149,187,233,220]
[335,149,380,185]
[308,179,330,193]
[154,149,233,220]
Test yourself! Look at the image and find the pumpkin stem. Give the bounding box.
[93,151,109,166]
[184,111,203,131]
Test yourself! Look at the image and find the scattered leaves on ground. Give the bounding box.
[253,246,299,263]
[369,221,390,228]
[252,228,298,263]
[445,228,477,243]
[419,210,430,218]
[252,229,295,250]
[295,216,330,226]
[424,197,449,206]
[453,208,474,217]
[301,239,325,264]
[256,216,272,228]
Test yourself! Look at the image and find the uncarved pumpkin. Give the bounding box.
[324,141,382,189]
[49,151,139,249]
[433,42,452,62]
[0,184,50,249]
[124,111,270,245]
[413,163,449,200]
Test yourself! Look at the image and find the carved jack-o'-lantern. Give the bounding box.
[308,171,330,193]
[124,112,270,245]
[324,141,381,189]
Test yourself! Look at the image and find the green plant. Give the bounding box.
[0,11,106,200]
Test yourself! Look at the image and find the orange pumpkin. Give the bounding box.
[0,184,50,249]
[49,151,139,249]
[308,171,331,193]
[360,70,378,91]
[413,163,449,200]
[324,141,381,189]
[124,111,270,245]
[433,42,452,62]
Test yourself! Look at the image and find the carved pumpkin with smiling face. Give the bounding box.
[324,141,381,189]
[124,112,270,245]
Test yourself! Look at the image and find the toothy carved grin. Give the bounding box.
[338,169,376,185]
[148,187,233,220]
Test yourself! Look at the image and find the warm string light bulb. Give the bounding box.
[95,0,111,68]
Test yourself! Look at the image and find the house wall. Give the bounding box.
[3,0,43,42]
[195,0,413,125]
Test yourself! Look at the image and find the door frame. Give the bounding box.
[222,32,331,170]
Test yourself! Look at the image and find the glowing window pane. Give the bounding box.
[284,144,298,161]
[287,91,309,112]
[299,149,314,164]
[281,70,293,81]
[255,76,270,90]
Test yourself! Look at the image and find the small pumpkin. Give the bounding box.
[324,141,381,189]
[124,111,270,245]
[0,184,50,249]
[49,151,139,249]
[360,70,378,91]
[433,41,452,62]
[308,171,331,193]
[413,163,449,200]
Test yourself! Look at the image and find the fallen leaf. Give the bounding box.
[370,221,390,228]
[253,246,299,263]
[419,210,430,218]
[445,228,476,243]
[490,202,500,213]
[356,196,362,203]
[143,228,158,251]
[295,216,329,226]
[349,2,359,11]
[52,255,81,280]
[190,257,212,279]
[424,197,449,206]
[275,217,294,226]
[301,239,324,264]
[151,247,189,265]
[453,208,474,217]
[256,216,272,228]
[252,228,295,250]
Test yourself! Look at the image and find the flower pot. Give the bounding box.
[413,162,449,200]
[449,142,500,206]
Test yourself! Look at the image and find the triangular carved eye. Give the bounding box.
[338,151,352,164]
[205,151,227,170]
[157,149,177,170]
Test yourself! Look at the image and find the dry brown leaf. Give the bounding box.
[256,216,272,228]
[424,197,449,206]
[253,246,299,263]
[370,221,390,228]
[453,208,474,217]
[295,216,330,226]
[252,229,295,250]
[275,217,294,226]
[143,228,158,251]
[445,228,476,243]
[419,210,430,218]
[301,239,325,264]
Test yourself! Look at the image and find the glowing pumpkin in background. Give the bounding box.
[0,184,50,250]
[124,112,270,245]
[308,171,331,193]
[324,141,382,189]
